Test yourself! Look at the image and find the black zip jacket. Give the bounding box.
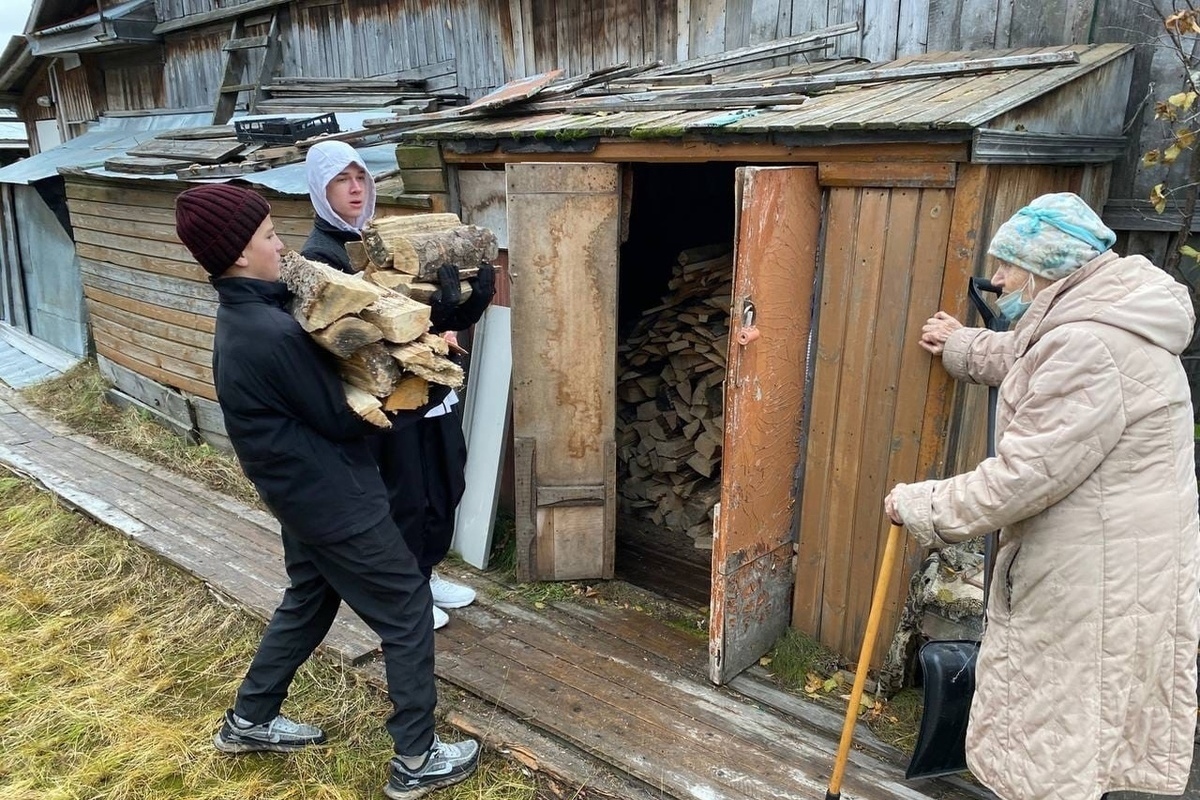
[301,216,357,273]
[211,277,405,543]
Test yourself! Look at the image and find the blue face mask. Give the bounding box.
[996,276,1034,323]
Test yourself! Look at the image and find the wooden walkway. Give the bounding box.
[0,385,990,800]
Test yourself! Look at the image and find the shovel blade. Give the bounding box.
[906,639,979,780]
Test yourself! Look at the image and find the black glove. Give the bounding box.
[430,263,461,311]
[469,262,496,305]
[430,261,496,332]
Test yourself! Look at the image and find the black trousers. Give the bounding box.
[380,410,468,579]
[232,519,436,757]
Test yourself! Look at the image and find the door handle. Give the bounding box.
[736,298,760,345]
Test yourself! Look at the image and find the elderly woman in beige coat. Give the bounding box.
[885,192,1200,800]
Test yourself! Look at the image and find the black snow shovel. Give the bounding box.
[905,277,1007,780]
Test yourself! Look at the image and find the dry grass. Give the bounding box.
[0,475,541,800]
[20,362,259,506]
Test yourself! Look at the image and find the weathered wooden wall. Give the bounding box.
[63,175,435,406]
[147,0,1169,205]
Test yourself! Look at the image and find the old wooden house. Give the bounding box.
[0,0,1180,680]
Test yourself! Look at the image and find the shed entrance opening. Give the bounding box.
[613,162,737,609]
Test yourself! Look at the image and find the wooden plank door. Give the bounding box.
[507,163,620,581]
[709,166,821,684]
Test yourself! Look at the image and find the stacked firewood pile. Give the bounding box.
[280,213,498,428]
[616,245,732,548]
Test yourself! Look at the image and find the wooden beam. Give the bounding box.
[818,162,956,188]
[1102,199,1200,233]
[442,140,971,165]
[153,0,291,35]
[972,129,1127,164]
[537,485,606,507]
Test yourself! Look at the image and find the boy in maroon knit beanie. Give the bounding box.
[174,184,479,799]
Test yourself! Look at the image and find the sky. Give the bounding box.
[0,1,31,44]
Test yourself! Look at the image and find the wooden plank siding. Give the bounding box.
[793,179,957,663]
[62,175,427,403]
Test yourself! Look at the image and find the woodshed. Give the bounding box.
[393,42,1135,680]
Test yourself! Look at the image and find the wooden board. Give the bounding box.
[459,69,564,113]
[451,306,512,569]
[791,182,959,665]
[103,155,195,175]
[709,166,820,684]
[507,162,619,580]
[818,161,957,188]
[127,137,246,164]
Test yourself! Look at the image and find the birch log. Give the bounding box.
[281,251,385,331]
[394,226,499,279]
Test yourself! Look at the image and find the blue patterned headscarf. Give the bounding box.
[987,192,1116,280]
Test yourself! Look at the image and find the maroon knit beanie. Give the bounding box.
[174,184,271,276]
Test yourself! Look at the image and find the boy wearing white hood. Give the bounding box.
[302,141,494,631]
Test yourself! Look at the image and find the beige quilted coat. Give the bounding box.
[892,251,1200,800]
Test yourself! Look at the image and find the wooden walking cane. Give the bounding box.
[825,522,905,800]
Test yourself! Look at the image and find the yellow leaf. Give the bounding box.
[534,601,546,609]
[1168,91,1198,110]
[1166,10,1200,33]
[1151,183,1168,215]
[823,677,839,692]
[758,656,773,667]
[859,695,876,709]
[1180,245,1200,260]
[1165,144,1183,164]
[1143,149,1162,166]
[1178,128,1198,149]
[1157,101,1178,122]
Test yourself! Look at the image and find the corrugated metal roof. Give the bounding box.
[0,111,215,184]
[0,110,392,192]
[0,120,26,141]
[400,44,1129,142]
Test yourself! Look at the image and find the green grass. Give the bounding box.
[0,475,538,800]
[759,628,926,754]
[20,361,259,507]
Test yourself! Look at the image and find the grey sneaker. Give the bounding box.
[213,709,327,753]
[384,735,480,798]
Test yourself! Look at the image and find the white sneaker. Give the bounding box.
[432,604,449,630]
[430,572,476,609]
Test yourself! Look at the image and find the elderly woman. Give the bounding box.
[885,192,1200,800]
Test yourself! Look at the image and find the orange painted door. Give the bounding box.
[709,166,821,684]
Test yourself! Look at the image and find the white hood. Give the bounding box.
[304,140,376,233]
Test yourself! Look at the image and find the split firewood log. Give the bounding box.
[310,316,384,358]
[340,341,402,396]
[343,383,391,429]
[364,270,415,293]
[389,338,464,388]
[385,375,430,411]
[281,251,385,331]
[359,292,431,344]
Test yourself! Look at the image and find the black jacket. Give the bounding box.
[211,277,405,543]
[301,216,358,273]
